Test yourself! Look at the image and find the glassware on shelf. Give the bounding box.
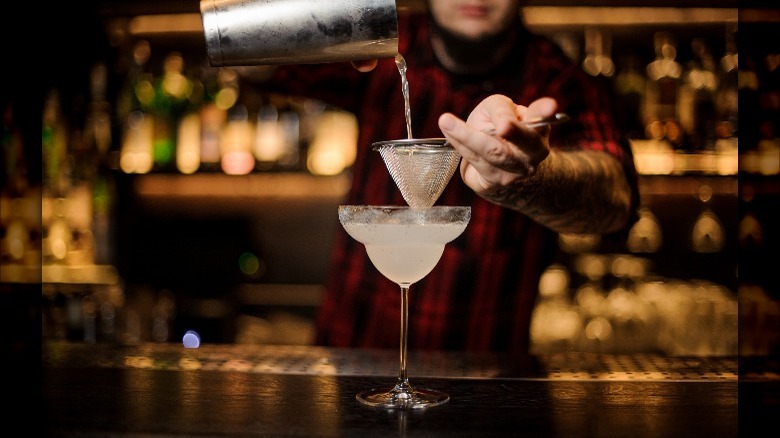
[626,207,663,254]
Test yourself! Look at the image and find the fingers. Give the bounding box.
[518,97,557,124]
[468,95,518,133]
[439,112,538,183]
[439,95,558,193]
[439,113,495,160]
[439,113,510,191]
[472,95,557,138]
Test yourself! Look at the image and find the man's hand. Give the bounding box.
[439,94,633,235]
[438,94,556,195]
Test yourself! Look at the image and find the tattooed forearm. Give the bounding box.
[482,149,632,234]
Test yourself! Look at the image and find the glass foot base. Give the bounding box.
[357,387,449,409]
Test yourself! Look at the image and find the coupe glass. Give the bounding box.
[338,205,471,409]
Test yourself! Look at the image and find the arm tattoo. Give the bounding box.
[483,150,632,234]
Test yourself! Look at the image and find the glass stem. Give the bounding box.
[398,284,410,388]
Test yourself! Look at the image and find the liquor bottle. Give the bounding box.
[221,104,255,175]
[757,49,780,175]
[1,101,31,266]
[67,127,97,266]
[645,32,684,150]
[679,38,718,152]
[738,52,761,158]
[1,101,28,196]
[714,29,739,174]
[253,102,282,170]
[118,40,154,174]
[176,63,206,174]
[581,27,615,78]
[42,89,71,198]
[41,90,76,265]
[199,67,234,172]
[277,109,301,170]
[83,62,116,264]
[150,52,191,172]
[614,54,647,140]
[716,30,738,139]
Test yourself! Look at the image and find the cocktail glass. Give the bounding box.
[338,205,471,409]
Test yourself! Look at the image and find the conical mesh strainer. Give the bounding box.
[373,138,461,208]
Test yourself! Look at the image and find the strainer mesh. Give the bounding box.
[376,142,461,208]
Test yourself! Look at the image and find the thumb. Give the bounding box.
[523,97,557,121]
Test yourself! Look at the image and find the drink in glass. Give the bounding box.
[338,205,471,409]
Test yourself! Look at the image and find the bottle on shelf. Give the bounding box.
[176,62,206,174]
[118,40,154,174]
[581,27,614,79]
[254,102,284,170]
[83,62,116,265]
[221,104,255,175]
[150,52,192,172]
[679,38,719,152]
[645,32,685,152]
[614,54,647,140]
[197,66,229,172]
[716,29,738,140]
[1,101,29,199]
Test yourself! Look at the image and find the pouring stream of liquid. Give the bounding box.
[396,54,413,139]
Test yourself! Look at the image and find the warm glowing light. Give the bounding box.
[524,7,737,26]
[47,218,71,260]
[254,107,285,163]
[120,111,154,174]
[135,78,155,107]
[715,138,738,175]
[199,103,226,166]
[307,110,358,175]
[757,139,780,175]
[215,87,238,111]
[627,208,663,253]
[630,139,674,175]
[221,151,255,175]
[584,316,613,341]
[128,13,203,36]
[221,111,255,175]
[692,210,725,253]
[177,113,201,174]
[307,149,347,176]
[538,264,570,298]
[5,219,27,260]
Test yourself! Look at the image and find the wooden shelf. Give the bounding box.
[110,4,743,38]
[130,172,349,216]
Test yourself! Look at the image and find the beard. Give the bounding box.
[428,15,521,72]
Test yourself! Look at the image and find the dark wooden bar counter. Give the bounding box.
[41,342,775,437]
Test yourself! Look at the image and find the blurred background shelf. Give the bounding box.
[3,0,778,355]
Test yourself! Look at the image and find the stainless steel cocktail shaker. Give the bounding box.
[200,0,399,66]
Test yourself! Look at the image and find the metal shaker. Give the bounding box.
[200,0,399,66]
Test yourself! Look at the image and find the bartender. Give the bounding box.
[260,0,638,353]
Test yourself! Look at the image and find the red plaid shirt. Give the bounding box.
[272,13,637,352]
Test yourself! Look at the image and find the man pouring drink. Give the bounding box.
[204,0,639,354]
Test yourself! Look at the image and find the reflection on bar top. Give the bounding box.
[41,341,751,382]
